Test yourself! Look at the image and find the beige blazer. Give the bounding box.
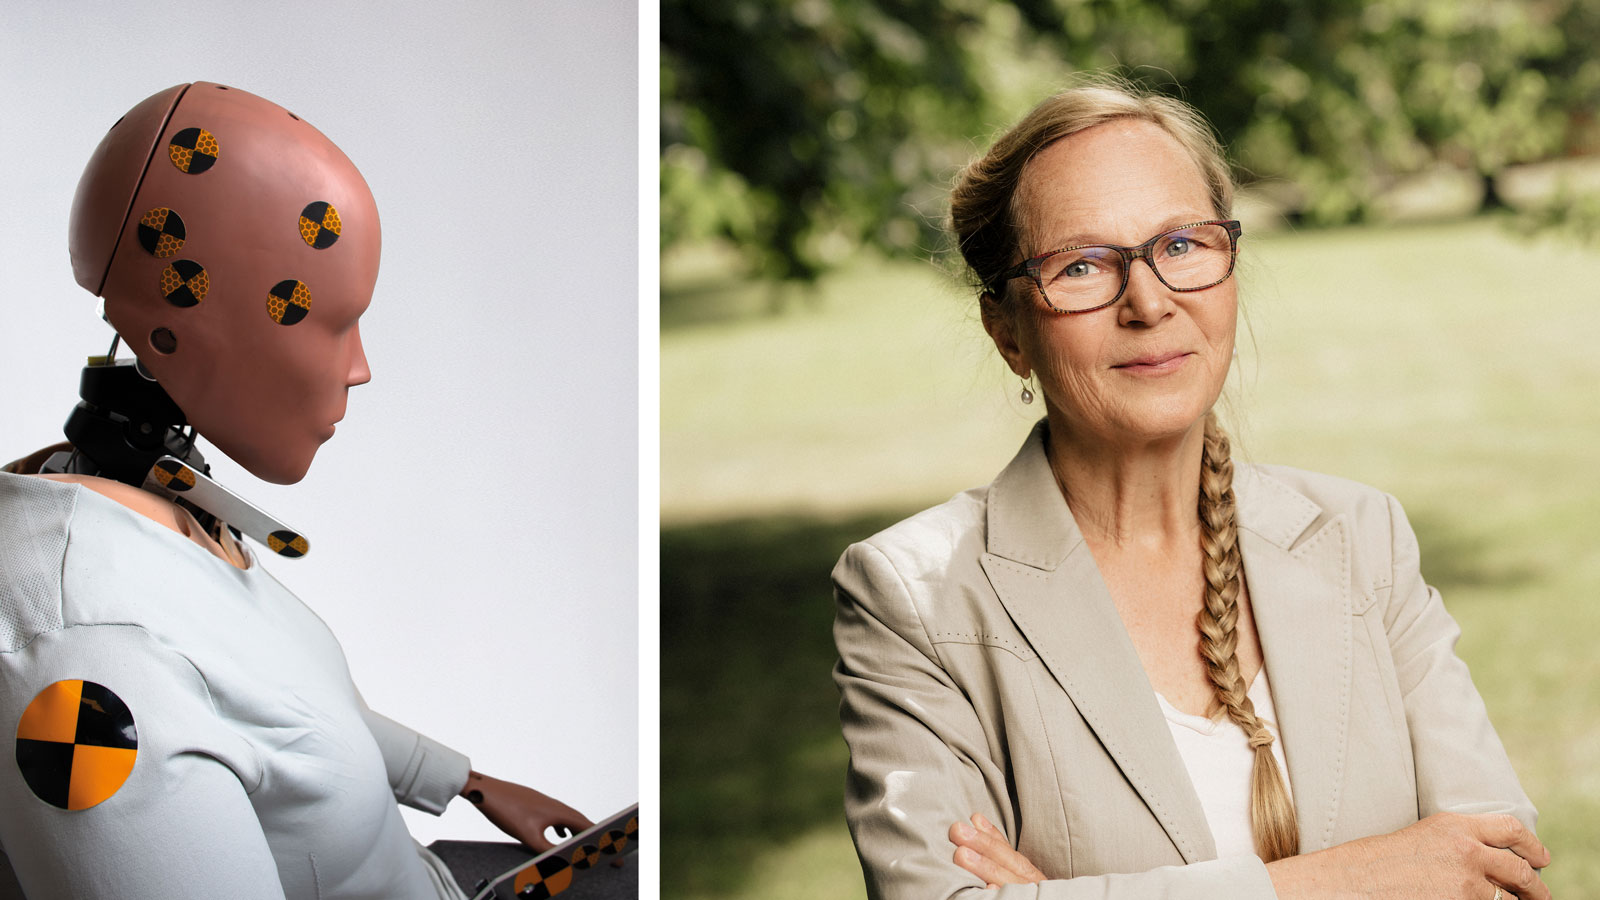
[832,422,1534,899]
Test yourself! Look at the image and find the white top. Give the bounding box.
[1155,668,1294,860]
[0,472,469,899]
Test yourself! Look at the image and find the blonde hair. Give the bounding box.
[951,79,1298,862]
[950,75,1234,301]
[1199,413,1298,862]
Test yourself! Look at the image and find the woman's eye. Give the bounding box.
[1163,237,1193,257]
[1044,251,1113,284]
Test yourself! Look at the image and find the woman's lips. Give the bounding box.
[1112,351,1191,372]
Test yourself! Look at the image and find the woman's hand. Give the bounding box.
[949,813,1046,888]
[953,810,1550,897]
[1267,813,1551,900]
[461,770,595,852]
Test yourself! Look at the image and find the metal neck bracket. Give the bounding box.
[41,340,310,558]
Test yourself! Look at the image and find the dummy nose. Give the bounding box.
[347,325,371,387]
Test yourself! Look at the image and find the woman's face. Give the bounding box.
[988,119,1236,449]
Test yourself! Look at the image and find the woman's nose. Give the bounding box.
[1117,259,1177,326]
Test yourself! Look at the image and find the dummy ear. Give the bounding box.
[148,327,178,355]
[980,292,1032,379]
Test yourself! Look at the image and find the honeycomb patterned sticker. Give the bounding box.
[15,679,138,811]
[512,855,573,899]
[569,845,600,870]
[168,127,219,174]
[158,260,209,308]
[267,530,309,558]
[137,208,186,258]
[298,201,341,250]
[598,828,629,856]
[266,279,311,326]
[150,458,196,492]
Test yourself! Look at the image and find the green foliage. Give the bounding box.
[663,0,1600,283]
[661,0,996,281]
[1517,182,1600,245]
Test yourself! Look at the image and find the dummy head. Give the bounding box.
[69,82,380,484]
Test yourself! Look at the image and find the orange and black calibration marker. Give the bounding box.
[15,679,138,810]
[512,855,575,899]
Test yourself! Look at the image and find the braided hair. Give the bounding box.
[1196,412,1298,861]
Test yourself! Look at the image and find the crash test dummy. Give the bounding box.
[0,82,591,899]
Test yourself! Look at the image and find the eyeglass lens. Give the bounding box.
[1037,222,1234,311]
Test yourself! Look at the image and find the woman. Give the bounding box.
[832,79,1548,899]
[0,82,587,899]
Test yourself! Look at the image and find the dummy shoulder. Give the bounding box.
[32,472,184,531]
[0,473,78,652]
[28,473,243,567]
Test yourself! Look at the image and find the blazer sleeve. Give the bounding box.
[1381,494,1536,829]
[833,541,1278,900]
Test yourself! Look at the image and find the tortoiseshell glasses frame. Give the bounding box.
[992,219,1243,314]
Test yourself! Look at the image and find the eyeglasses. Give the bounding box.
[993,219,1242,314]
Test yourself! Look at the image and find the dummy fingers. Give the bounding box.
[519,793,595,851]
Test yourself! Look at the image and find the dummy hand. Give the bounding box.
[461,770,595,852]
[1266,813,1550,900]
[950,813,1046,888]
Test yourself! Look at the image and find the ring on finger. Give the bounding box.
[1492,887,1503,900]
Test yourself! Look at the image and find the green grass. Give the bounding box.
[662,218,1600,897]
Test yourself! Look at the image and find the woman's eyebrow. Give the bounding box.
[1035,214,1216,250]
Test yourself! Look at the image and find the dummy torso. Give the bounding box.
[0,472,465,898]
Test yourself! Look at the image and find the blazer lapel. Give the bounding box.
[1234,465,1354,854]
[979,423,1217,864]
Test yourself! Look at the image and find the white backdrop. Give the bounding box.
[0,2,639,846]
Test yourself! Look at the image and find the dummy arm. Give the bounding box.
[459,771,595,852]
[358,707,593,849]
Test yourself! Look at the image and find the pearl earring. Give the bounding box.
[1019,377,1034,405]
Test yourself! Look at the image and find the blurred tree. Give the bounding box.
[662,0,994,282]
[663,0,1600,285]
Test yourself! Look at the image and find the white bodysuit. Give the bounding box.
[0,472,469,899]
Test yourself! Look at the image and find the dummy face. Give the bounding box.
[111,254,377,485]
[90,83,382,484]
[986,119,1236,449]
[185,286,374,484]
